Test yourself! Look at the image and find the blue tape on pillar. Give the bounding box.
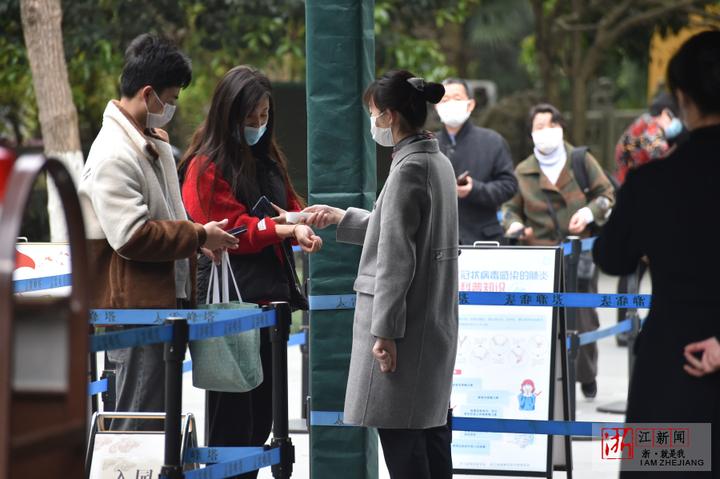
[452,417,624,437]
[88,378,108,396]
[459,292,652,309]
[13,273,73,293]
[90,308,263,325]
[308,294,356,311]
[90,324,173,352]
[184,447,266,464]
[188,311,276,341]
[184,447,280,479]
[310,411,350,427]
[183,359,192,373]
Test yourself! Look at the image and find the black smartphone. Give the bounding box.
[227,225,248,236]
[251,195,274,218]
[456,170,470,185]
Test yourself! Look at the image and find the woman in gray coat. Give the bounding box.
[304,70,459,479]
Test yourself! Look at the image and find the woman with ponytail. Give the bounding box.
[303,70,459,478]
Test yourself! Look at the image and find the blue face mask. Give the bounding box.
[664,117,683,140]
[243,123,267,146]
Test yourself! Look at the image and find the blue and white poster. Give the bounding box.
[452,246,560,475]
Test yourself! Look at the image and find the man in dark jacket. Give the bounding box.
[436,78,517,244]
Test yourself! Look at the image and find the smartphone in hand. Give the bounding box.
[456,171,470,185]
[251,195,274,218]
[227,225,248,236]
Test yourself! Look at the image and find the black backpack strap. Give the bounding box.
[570,146,591,197]
[542,191,563,242]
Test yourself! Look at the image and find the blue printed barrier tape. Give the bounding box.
[574,318,634,347]
[459,292,651,309]
[91,311,274,351]
[90,308,264,325]
[452,417,624,437]
[90,324,173,353]
[184,447,280,479]
[311,411,623,437]
[88,378,108,396]
[561,237,596,256]
[183,359,193,373]
[13,273,72,293]
[308,294,356,311]
[184,447,265,465]
[188,311,276,341]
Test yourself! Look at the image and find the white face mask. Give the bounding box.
[146,89,176,128]
[370,112,394,147]
[436,100,471,128]
[531,127,564,155]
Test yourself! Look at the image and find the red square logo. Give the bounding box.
[601,427,634,460]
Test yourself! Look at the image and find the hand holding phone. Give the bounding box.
[251,195,274,218]
[456,171,470,186]
[227,225,248,236]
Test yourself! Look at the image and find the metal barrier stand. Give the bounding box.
[269,302,295,479]
[564,236,582,420]
[160,317,189,479]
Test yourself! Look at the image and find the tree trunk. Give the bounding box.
[20,0,84,242]
[570,75,588,145]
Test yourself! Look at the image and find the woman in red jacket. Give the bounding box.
[180,65,321,478]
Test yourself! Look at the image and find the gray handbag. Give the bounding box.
[189,251,263,392]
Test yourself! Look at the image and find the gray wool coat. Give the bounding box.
[337,138,459,429]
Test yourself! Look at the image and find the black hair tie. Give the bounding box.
[407,77,425,92]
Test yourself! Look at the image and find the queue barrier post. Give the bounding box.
[269,302,295,479]
[564,236,582,420]
[159,317,188,479]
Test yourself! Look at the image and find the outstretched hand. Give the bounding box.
[302,205,345,229]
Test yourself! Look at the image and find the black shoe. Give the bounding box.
[581,380,597,399]
[616,331,630,347]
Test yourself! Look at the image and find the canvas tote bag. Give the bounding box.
[189,251,263,392]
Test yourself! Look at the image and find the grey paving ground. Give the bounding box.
[96,272,650,478]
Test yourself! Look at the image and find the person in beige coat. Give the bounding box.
[78,34,237,431]
[304,70,459,479]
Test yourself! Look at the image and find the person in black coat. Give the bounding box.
[593,31,720,478]
[435,78,518,244]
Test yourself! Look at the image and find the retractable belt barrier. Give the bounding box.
[309,411,622,437]
[84,305,295,478]
[183,448,281,479]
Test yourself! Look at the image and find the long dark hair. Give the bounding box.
[179,65,302,217]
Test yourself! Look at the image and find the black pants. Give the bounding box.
[205,328,273,479]
[378,423,453,479]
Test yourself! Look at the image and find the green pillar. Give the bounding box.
[305,1,377,478]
